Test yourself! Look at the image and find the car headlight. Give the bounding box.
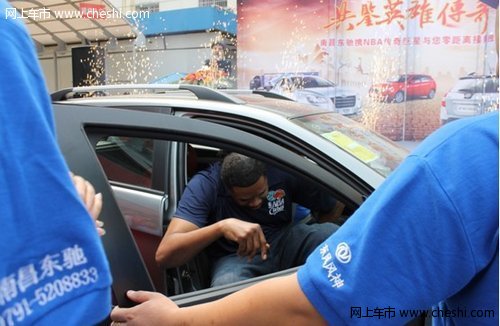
[305,94,329,106]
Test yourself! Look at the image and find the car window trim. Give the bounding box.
[54,103,366,307]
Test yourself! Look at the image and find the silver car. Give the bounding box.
[268,75,362,115]
[440,75,499,124]
[52,84,407,305]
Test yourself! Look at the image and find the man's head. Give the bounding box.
[221,153,268,209]
[211,42,225,60]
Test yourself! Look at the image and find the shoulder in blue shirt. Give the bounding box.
[298,113,499,325]
[0,2,112,323]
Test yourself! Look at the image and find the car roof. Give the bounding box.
[51,84,331,120]
[52,84,407,187]
[459,74,497,80]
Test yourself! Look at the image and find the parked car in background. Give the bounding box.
[249,72,318,91]
[369,74,437,103]
[440,74,499,125]
[51,84,408,309]
[266,75,361,115]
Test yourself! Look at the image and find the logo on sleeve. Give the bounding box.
[335,242,352,264]
[267,189,285,215]
[319,244,345,288]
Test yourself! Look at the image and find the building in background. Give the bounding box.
[32,0,237,91]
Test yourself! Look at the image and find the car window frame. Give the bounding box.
[53,103,367,307]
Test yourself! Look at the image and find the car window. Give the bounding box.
[96,136,154,188]
[388,75,406,83]
[452,78,489,94]
[302,77,317,88]
[178,144,350,294]
[485,78,499,93]
[186,143,222,180]
[314,77,336,87]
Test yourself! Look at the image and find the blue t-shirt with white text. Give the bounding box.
[298,112,499,325]
[0,2,112,324]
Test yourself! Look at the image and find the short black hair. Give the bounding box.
[221,153,266,188]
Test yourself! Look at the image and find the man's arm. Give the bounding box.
[155,217,222,268]
[110,273,325,325]
[155,217,269,268]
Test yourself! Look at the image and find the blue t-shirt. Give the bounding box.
[175,163,335,257]
[0,2,112,324]
[298,112,499,325]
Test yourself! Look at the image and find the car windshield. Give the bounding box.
[387,75,406,83]
[451,77,496,93]
[291,113,409,176]
[290,76,335,88]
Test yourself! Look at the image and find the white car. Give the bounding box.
[440,75,499,124]
[269,75,361,115]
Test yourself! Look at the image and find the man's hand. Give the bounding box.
[110,274,325,325]
[219,218,269,261]
[70,173,105,236]
[110,291,176,326]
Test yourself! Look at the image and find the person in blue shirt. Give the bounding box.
[155,153,340,287]
[112,112,498,325]
[0,1,112,323]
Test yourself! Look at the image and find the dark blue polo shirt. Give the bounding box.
[175,162,335,257]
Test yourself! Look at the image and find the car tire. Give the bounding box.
[394,91,405,103]
[427,89,436,99]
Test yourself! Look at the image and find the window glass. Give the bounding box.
[292,113,409,176]
[485,78,499,93]
[95,136,154,188]
[135,2,159,12]
[451,78,490,94]
[199,0,228,7]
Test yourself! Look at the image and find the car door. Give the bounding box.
[53,103,365,307]
[407,76,421,97]
[93,135,170,293]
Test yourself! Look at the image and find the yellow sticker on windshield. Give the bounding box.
[322,131,378,163]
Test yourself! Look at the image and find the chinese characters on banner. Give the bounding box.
[237,0,498,140]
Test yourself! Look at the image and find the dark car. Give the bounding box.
[51,84,408,308]
[369,74,437,103]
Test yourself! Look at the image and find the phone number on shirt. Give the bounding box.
[1,267,98,326]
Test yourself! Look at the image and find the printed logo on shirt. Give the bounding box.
[319,244,345,288]
[0,244,101,324]
[267,189,285,215]
[335,242,352,264]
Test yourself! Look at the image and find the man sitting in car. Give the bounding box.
[155,153,341,287]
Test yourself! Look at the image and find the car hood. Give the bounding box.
[298,87,358,97]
